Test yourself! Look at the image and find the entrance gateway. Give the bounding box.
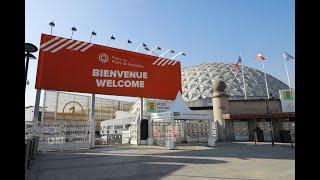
[99,92,214,147]
[31,34,189,150]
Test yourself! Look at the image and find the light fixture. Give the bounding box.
[170,51,186,59]
[106,35,116,46]
[148,44,162,55]
[120,39,132,48]
[25,43,38,92]
[90,30,97,42]
[49,21,55,35]
[135,42,148,52]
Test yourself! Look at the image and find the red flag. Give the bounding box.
[232,62,239,70]
[232,56,241,70]
[256,53,266,61]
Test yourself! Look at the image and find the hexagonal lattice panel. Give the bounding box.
[181,63,289,101]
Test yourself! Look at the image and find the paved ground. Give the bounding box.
[27,142,295,180]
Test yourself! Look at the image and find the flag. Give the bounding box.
[232,56,242,70]
[256,53,266,61]
[232,63,239,70]
[283,51,294,61]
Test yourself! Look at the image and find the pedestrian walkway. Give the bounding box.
[27,142,295,180]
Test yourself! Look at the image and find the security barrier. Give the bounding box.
[25,136,40,176]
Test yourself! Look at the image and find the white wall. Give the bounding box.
[25,107,34,122]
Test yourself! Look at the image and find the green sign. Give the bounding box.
[281,90,294,100]
[146,101,157,113]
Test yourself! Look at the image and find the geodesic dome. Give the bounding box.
[181,63,289,102]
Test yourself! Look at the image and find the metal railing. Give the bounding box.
[25,136,39,176]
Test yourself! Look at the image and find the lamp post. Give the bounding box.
[159,49,175,57]
[71,26,77,39]
[135,43,147,52]
[265,94,274,147]
[148,44,161,55]
[49,21,55,35]
[170,51,186,59]
[25,43,38,92]
[120,39,132,48]
[106,35,116,46]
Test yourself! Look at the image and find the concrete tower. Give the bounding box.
[212,80,232,141]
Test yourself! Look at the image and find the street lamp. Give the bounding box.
[120,39,132,48]
[49,21,55,35]
[159,49,175,57]
[265,94,275,147]
[135,43,147,52]
[89,30,97,43]
[106,35,116,46]
[25,43,38,92]
[71,26,77,39]
[148,44,161,56]
[170,51,186,59]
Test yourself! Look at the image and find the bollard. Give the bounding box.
[32,136,39,160]
[25,139,32,169]
[166,139,175,150]
[30,138,35,160]
[254,132,257,146]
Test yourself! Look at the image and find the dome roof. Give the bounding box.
[181,63,289,101]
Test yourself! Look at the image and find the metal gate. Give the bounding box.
[233,121,249,141]
[152,120,210,145]
[35,121,91,151]
[257,121,272,141]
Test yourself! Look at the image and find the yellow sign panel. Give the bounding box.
[146,102,157,113]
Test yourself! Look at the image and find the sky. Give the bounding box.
[25,0,295,107]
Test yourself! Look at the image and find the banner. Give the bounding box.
[145,100,171,113]
[279,89,295,112]
[36,34,182,100]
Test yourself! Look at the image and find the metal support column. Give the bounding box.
[32,89,41,134]
[266,99,274,146]
[137,97,143,145]
[90,93,96,148]
[41,90,46,124]
[54,91,59,121]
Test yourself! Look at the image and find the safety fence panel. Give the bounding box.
[153,120,210,145]
[36,121,90,151]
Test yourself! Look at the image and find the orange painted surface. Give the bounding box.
[36,34,181,100]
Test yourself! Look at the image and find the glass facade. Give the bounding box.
[42,90,134,131]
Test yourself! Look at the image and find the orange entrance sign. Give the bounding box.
[35,34,182,100]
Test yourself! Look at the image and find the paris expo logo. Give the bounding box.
[98,53,109,63]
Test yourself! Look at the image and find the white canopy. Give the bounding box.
[168,91,192,113]
[151,91,211,122]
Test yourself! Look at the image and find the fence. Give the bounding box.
[25,136,39,177]
[36,121,91,151]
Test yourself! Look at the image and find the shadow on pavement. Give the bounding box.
[151,142,295,160]
[31,151,227,180]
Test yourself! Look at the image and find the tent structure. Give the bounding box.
[151,91,211,122]
[150,92,215,146]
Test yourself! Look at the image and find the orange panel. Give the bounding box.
[36,34,182,100]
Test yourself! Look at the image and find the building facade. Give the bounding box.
[39,91,134,134]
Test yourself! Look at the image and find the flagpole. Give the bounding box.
[240,52,247,99]
[241,65,247,99]
[262,62,270,99]
[283,55,292,89]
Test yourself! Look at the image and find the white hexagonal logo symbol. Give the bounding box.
[98,53,109,63]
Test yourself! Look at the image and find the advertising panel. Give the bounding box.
[279,89,295,112]
[36,34,182,100]
[145,100,171,113]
